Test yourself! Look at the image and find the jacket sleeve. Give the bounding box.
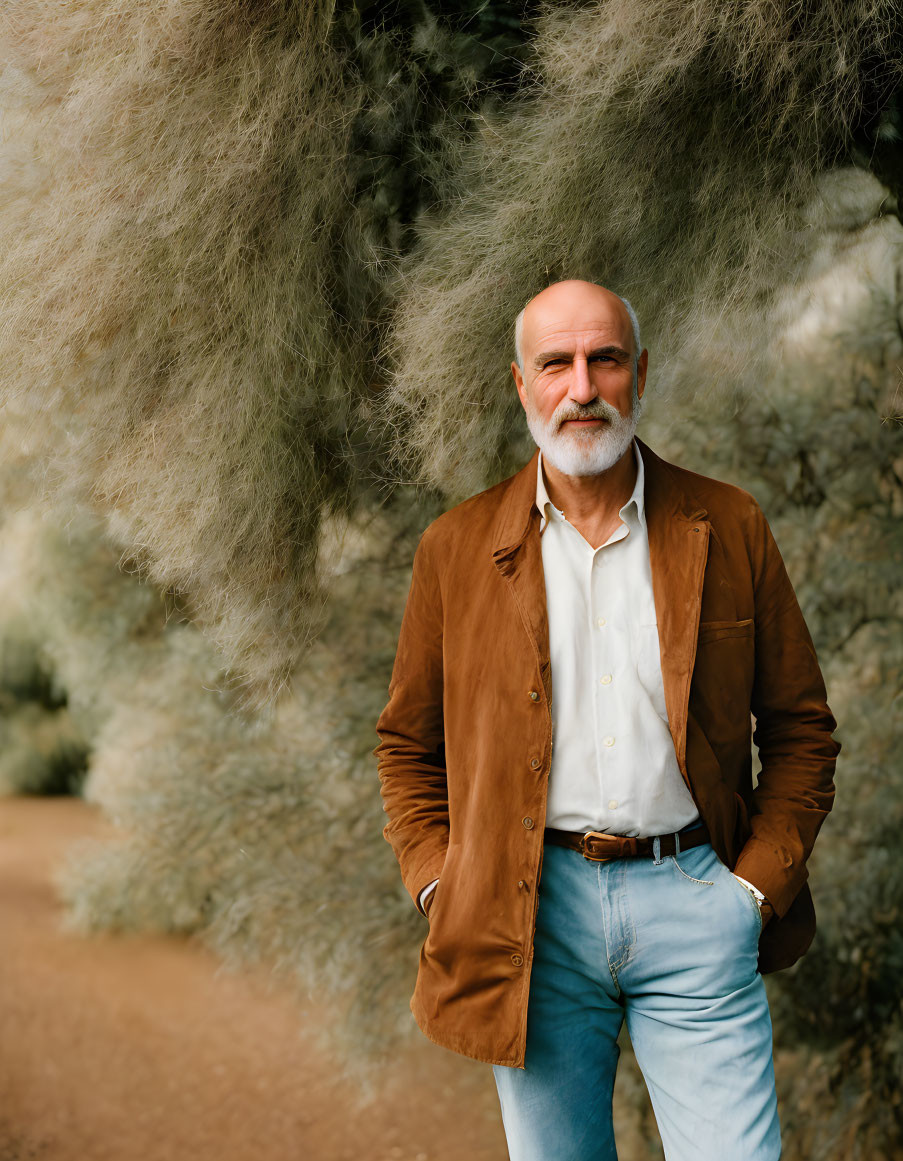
[373,528,450,912]
[733,500,841,917]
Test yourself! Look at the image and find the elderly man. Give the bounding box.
[373,280,840,1161]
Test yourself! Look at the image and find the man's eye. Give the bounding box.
[543,359,566,368]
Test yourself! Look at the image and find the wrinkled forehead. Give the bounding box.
[523,299,632,357]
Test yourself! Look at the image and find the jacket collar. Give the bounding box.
[490,435,706,556]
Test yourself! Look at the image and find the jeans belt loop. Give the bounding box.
[674,831,681,858]
[652,836,663,865]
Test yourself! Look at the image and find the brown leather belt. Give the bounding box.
[544,821,710,863]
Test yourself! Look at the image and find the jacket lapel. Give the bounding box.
[490,449,552,702]
[489,438,710,783]
[637,437,710,783]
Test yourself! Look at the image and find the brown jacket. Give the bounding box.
[373,437,840,1067]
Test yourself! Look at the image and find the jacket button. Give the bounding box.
[517,879,526,888]
[522,816,535,829]
[511,953,524,967]
[530,757,541,769]
[528,690,539,701]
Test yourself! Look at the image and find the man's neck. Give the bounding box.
[541,444,637,549]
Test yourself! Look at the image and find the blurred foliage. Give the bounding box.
[0,631,89,795]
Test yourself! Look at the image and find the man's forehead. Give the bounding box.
[527,317,629,356]
[521,285,630,352]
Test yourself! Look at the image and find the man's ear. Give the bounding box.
[511,361,527,410]
[636,349,649,400]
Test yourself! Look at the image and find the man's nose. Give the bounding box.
[570,355,596,403]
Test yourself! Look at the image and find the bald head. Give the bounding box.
[514,281,640,370]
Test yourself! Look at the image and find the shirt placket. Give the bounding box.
[589,522,630,829]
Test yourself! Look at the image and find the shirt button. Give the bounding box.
[522,816,535,829]
[600,674,612,685]
[528,690,539,701]
[596,617,606,627]
[511,953,524,967]
[608,799,619,810]
[530,757,541,769]
[604,736,615,747]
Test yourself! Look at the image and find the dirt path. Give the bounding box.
[0,797,507,1161]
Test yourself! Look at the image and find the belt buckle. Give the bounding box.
[581,831,621,863]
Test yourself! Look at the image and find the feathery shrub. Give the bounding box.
[0,1,901,1152]
[381,0,903,499]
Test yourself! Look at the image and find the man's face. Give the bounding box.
[511,282,648,477]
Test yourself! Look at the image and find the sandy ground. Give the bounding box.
[0,796,509,1161]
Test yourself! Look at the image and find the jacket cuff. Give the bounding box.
[417,878,440,916]
[733,838,808,918]
[402,845,448,913]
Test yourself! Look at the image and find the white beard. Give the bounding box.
[524,382,642,477]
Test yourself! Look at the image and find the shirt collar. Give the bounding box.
[536,438,646,534]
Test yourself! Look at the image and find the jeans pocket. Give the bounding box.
[668,855,715,886]
[721,864,764,933]
[668,842,718,886]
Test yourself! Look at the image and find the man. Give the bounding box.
[373,280,840,1160]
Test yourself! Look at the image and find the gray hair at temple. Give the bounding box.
[513,291,642,371]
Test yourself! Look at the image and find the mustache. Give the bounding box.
[555,399,621,426]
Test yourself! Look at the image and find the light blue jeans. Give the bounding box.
[492,840,781,1161]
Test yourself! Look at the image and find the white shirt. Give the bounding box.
[537,438,699,834]
[417,439,766,913]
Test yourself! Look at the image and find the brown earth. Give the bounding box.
[0,797,509,1161]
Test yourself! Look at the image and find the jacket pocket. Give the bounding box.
[698,617,754,644]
